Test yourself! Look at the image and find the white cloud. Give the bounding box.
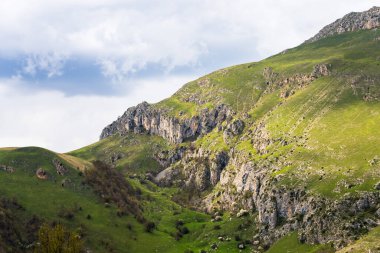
[0,75,192,152]
[0,0,378,78]
[23,53,68,77]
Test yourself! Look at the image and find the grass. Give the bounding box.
[261,77,380,198]
[69,133,172,174]
[156,29,380,117]
[266,232,334,253]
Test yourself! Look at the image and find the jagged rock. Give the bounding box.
[205,150,380,248]
[278,64,331,98]
[53,159,68,176]
[306,7,380,43]
[311,64,331,78]
[100,102,233,144]
[155,149,228,191]
[210,152,229,186]
[36,168,48,180]
[223,120,245,143]
[154,146,186,167]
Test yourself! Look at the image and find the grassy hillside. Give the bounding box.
[168,29,380,200]
[0,145,266,253]
[158,30,380,115]
[69,133,171,174]
[1,27,379,253]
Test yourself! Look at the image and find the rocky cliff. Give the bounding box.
[306,6,380,43]
[100,102,233,144]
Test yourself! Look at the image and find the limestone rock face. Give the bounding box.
[205,152,380,248]
[306,6,380,43]
[155,148,229,191]
[53,159,68,176]
[100,102,233,144]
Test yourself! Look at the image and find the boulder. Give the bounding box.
[36,168,48,180]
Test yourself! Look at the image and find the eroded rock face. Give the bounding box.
[155,148,229,191]
[100,102,233,144]
[204,152,380,248]
[53,159,68,176]
[223,120,245,144]
[306,6,380,43]
[263,64,331,99]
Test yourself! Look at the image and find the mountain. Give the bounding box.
[1,7,380,253]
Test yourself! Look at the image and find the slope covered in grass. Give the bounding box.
[69,133,172,174]
[166,29,380,200]
[157,29,380,116]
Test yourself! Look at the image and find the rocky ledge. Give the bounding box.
[306,6,380,43]
[100,102,233,144]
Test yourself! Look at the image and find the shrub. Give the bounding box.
[144,221,156,233]
[181,226,190,235]
[213,225,221,230]
[85,161,144,222]
[34,223,83,253]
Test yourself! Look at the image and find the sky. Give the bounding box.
[0,0,378,152]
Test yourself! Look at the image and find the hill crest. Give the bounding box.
[306,6,380,43]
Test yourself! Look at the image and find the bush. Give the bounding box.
[144,221,156,233]
[213,225,221,230]
[85,161,144,222]
[181,226,190,235]
[34,223,83,253]
[175,220,184,228]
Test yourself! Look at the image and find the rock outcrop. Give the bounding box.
[0,165,15,173]
[36,168,48,180]
[53,159,68,176]
[306,6,380,43]
[155,148,229,191]
[100,102,233,144]
[264,64,331,98]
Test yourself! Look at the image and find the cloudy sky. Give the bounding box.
[0,0,378,152]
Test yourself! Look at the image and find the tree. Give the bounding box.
[34,223,83,253]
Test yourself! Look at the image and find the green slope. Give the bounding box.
[168,29,380,200]
[1,28,379,253]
